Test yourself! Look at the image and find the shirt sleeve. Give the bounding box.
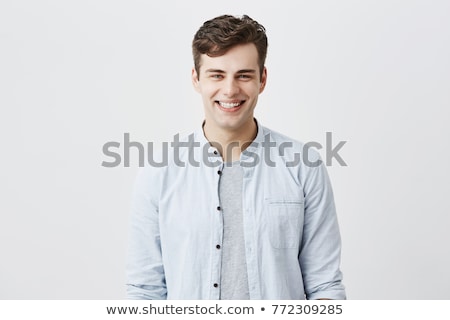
[126,165,167,300]
[299,151,346,300]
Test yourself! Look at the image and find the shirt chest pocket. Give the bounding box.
[266,199,304,249]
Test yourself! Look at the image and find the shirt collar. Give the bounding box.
[193,118,266,164]
[194,118,265,146]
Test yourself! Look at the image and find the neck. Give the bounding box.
[203,119,257,162]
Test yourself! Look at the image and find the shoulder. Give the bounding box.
[258,125,322,165]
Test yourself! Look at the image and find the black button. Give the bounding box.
[217,170,222,175]
[213,283,218,288]
[217,206,221,211]
[216,245,221,249]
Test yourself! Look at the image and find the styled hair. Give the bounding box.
[192,14,268,79]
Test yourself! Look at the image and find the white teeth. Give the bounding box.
[218,101,242,108]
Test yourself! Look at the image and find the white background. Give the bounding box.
[1,0,449,299]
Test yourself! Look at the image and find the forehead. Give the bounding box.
[199,43,259,73]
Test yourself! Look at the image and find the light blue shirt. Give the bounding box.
[126,121,346,300]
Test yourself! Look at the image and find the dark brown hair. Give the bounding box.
[192,15,268,79]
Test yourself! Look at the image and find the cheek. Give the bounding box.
[245,83,262,97]
[200,83,218,97]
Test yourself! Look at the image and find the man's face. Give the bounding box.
[192,43,267,134]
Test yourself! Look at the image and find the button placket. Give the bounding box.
[210,161,223,298]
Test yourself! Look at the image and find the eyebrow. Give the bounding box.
[205,69,257,74]
[236,69,256,74]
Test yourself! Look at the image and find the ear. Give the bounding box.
[192,68,200,93]
[259,67,267,94]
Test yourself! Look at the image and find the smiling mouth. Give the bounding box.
[215,100,246,109]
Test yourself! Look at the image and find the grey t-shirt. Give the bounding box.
[218,161,250,299]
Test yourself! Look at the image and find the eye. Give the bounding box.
[211,74,223,79]
[238,74,252,79]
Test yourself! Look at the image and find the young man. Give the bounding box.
[126,15,346,300]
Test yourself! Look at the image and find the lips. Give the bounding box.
[215,100,246,112]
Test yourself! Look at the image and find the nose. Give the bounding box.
[223,77,240,97]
